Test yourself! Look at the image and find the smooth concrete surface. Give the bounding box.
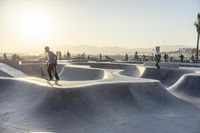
[0,63,27,77]
[169,74,200,97]
[0,61,200,133]
[59,66,106,81]
[0,70,12,77]
[140,67,194,87]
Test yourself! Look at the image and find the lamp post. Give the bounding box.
[194,13,200,60]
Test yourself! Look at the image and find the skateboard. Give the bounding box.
[46,79,62,87]
[40,66,62,87]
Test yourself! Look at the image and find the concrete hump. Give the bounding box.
[36,82,180,113]
[119,65,140,77]
[0,78,182,115]
[170,74,200,97]
[71,62,141,77]
[141,67,193,87]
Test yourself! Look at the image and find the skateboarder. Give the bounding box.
[155,54,161,69]
[44,46,59,82]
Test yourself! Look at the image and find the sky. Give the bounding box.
[0,0,200,53]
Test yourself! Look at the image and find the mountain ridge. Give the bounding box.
[0,44,193,55]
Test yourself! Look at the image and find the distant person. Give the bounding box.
[164,53,168,62]
[105,55,109,60]
[105,55,110,60]
[134,51,138,60]
[170,57,173,62]
[155,54,161,69]
[67,51,71,60]
[82,53,86,59]
[100,53,102,61]
[105,55,114,61]
[125,53,128,61]
[150,54,154,61]
[190,55,195,63]
[44,46,59,81]
[81,53,85,59]
[179,54,184,62]
[12,53,20,60]
[12,54,16,60]
[77,54,80,59]
[3,53,7,60]
[142,54,146,61]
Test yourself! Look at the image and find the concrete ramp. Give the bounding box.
[0,63,27,77]
[118,65,140,77]
[141,67,193,87]
[1,61,200,133]
[0,77,197,133]
[170,74,200,97]
[59,66,106,81]
[0,70,12,77]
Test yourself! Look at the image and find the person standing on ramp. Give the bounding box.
[45,46,60,83]
[155,54,161,69]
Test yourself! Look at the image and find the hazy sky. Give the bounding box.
[0,0,199,52]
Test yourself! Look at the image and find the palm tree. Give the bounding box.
[194,13,200,60]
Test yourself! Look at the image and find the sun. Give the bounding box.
[20,10,52,43]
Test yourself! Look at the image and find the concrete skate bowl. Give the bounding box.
[140,67,194,87]
[170,74,200,97]
[0,77,198,133]
[59,66,107,81]
[0,70,12,77]
[2,61,64,78]
[71,62,140,77]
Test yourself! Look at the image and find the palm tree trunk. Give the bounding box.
[196,34,199,60]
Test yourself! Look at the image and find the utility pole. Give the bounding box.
[194,13,200,60]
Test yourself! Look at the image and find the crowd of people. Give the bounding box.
[1,51,199,63]
[123,51,197,63]
[2,53,20,61]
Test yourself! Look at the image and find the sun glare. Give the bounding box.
[20,10,52,43]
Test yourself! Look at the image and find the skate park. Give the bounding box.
[0,0,200,132]
[0,60,200,133]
